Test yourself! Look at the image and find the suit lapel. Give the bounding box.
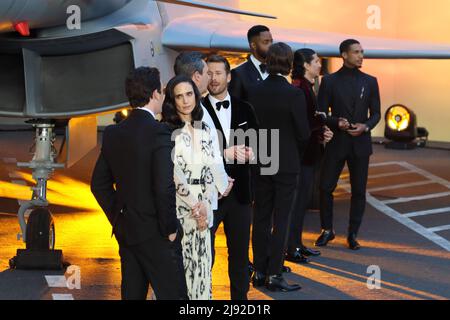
[202,96,226,144]
[352,76,367,118]
[245,60,263,83]
[230,97,240,131]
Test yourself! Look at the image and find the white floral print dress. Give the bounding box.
[173,121,228,300]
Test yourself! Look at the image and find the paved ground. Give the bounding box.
[0,131,449,300]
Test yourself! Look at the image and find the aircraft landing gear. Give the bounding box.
[25,208,56,251]
[10,120,65,270]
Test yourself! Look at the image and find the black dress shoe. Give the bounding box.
[282,265,292,273]
[314,229,335,247]
[347,234,361,250]
[285,249,309,264]
[252,271,266,288]
[300,246,321,257]
[265,275,301,292]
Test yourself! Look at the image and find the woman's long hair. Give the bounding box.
[161,75,204,130]
[292,48,317,80]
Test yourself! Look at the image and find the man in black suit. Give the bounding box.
[229,25,295,277]
[315,39,381,250]
[248,43,310,292]
[91,67,187,300]
[229,25,273,102]
[203,54,258,300]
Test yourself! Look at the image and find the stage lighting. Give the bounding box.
[384,104,428,149]
[113,109,130,124]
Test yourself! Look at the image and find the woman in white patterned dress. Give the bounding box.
[162,75,232,300]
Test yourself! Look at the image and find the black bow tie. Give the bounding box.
[216,100,230,111]
[259,63,267,74]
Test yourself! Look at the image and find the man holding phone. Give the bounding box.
[316,39,381,250]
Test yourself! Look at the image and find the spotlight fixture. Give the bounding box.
[113,109,130,124]
[384,104,428,150]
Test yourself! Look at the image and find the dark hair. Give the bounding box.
[292,48,317,80]
[247,25,270,44]
[206,54,231,74]
[125,67,161,109]
[161,75,204,129]
[339,39,360,55]
[266,42,293,76]
[174,51,206,77]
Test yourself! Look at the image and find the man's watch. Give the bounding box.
[364,125,370,133]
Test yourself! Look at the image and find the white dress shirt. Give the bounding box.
[250,55,269,80]
[208,93,232,146]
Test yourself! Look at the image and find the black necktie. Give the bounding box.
[216,100,230,111]
[259,64,267,74]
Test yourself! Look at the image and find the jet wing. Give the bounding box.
[162,15,450,59]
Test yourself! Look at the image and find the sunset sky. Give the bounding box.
[237,0,450,142]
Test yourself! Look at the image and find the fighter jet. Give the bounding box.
[1,0,450,268]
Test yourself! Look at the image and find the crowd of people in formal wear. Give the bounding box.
[91,25,381,300]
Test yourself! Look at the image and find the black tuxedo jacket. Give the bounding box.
[229,58,264,102]
[91,109,179,246]
[317,66,381,159]
[248,75,311,174]
[202,95,259,204]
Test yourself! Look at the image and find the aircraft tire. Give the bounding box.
[25,208,55,251]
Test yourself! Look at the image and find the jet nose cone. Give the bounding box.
[0,0,132,33]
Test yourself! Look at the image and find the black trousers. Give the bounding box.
[211,191,251,300]
[288,164,315,252]
[319,153,370,235]
[118,233,188,300]
[252,173,299,276]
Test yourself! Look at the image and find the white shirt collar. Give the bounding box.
[208,93,231,109]
[276,73,290,81]
[250,55,269,79]
[137,107,155,119]
[250,55,263,68]
[208,93,232,145]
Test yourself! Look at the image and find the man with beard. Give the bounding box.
[203,54,258,300]
[229,25,273,102]
[228,25,291,277]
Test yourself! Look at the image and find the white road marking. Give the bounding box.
[355,161,450,252]
[366,193,450,251]
[11,180,27,186]
[8,172,22,179]
[45,275,67,288]
[340,170,412,181]
[52,294,74,300]
[400,161,450,189]
[0,212,17,217]
[382,192,450,205]
[404,207,450,218]
[46,276,76,301]
[367,180,434,193]
[428,225,450,233]
[2,158,17,164]
[369,161,402,168]
[367,170,412,179]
